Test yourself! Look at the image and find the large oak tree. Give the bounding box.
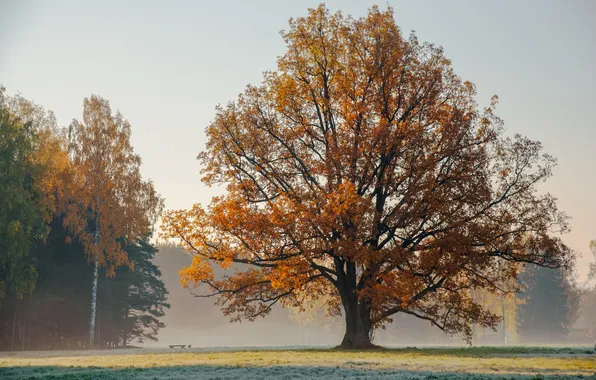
[162,5,572,348]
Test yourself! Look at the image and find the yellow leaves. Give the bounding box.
[268,264,292,290]
[268,258,311,291]
[9,221,21,234]
[400,296,408,309]
[161,203,208,242]
[321,180,366,223]
[30,127,70,223]
[61,95,163,274]
[179,256,214,289]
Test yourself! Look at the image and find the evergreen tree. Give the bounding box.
[0,218,92,350]
[516,265,579,343]
[0,226,170,350]
[97,239,170,347]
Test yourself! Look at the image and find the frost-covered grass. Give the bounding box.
[0,346,593,379]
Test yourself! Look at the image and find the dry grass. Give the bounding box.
[0,346,593,379]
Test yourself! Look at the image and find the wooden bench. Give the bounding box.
[169,344,191,349]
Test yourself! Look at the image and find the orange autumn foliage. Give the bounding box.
[162,4,572,348]
[63,95,163,276]
[5,93,70,226]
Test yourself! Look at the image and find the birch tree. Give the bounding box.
[64,95,163,347]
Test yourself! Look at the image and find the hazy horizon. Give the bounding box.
[1,0,595,282]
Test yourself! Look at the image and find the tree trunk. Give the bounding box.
[10,305,17,351]
[89,219,100,348]
[122,306,129,348]
[499,262,508,345]
[338,293,376,349]
[97,309,100,348]
[27,319,31,350]
[501,293,507,345]
[20,322,25,351]
[89,257,99,348]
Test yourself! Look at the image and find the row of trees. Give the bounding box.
[0,88,166,350]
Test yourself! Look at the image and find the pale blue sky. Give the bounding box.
[1,0,595,280]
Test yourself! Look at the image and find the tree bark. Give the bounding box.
[501,293,507,345]
[89,257,99,348]
[20,321,25,351]
[89,219,100,348]
[10,304,17,351]
[338,292,376,349]
[27,319,31,350]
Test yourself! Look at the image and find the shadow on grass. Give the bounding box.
[0,364,590,380]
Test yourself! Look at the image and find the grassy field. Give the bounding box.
[0,346,594,379]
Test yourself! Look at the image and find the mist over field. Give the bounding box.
[151,244,341,348]
[151,244,459,348]
[151,244,339,348]
[1,1,595,379]
[150,244,593,349]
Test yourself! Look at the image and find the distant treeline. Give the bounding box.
[0,221,168,350]
[0,88,166,350]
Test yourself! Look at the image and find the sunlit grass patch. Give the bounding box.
[0,346,593,379]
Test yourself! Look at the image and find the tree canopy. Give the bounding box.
[0,91,43,300]
[0,88,68,301]
[162,5,573,348]
[64,95,163,276]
